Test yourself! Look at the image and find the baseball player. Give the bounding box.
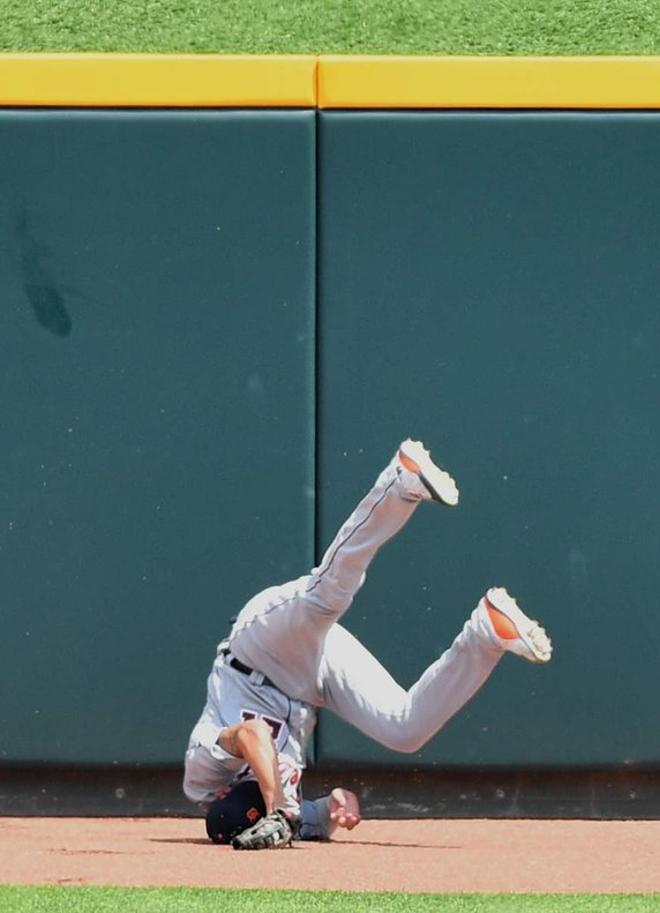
[184,438,552,848]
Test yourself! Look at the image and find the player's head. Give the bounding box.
[205,780,266,844]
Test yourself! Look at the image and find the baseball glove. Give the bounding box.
[231,808,298,850]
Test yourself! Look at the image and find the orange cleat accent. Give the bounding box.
[482,587,553,663]
[398,450,421,474]
[485,596,520,640]
[396,439,460,506]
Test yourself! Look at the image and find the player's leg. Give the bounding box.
[228,440,458,704]
[319,589,552,753]
[305,439,458,617]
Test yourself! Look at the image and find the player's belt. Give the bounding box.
[222,650,276,689]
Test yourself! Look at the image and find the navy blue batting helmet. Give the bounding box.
[205,780,266,844]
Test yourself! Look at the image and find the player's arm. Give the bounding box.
[299,787,361,840]
[217,719,287,814]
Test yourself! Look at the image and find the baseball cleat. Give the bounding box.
[397,438,459,506]
[482,587,552,664]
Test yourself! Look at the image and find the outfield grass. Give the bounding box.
[2,889,660,913]
[1,0,660,55]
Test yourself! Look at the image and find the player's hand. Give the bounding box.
[329,787,361,831]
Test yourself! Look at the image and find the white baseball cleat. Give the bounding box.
[397,438,459,507]
[481,586,552,664]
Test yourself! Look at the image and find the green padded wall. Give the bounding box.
[316,112,660,766]
[3,107,660,774]
[0,110,316,764]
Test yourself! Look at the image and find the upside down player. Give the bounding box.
[183,439,552,849]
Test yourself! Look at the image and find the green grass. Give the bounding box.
[2,0,660,55]
[2,889,660,913]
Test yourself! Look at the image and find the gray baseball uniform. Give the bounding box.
[184,449,505,836]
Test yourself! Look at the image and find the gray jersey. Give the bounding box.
[185,644,316,812]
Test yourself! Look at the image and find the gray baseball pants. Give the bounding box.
[229,457,503,754]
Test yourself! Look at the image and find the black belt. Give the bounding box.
[223,651,276,689]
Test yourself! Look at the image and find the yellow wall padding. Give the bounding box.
[2,53,660,109]
[317,55,660,109]
[0,53,317,107]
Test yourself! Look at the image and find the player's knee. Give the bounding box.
[383,730,429,754]
[305,581,354,618]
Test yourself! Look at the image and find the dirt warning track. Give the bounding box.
[2,817,659,893]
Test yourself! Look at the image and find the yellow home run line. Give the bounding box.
[1,53,660,108]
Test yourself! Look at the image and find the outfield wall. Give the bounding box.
[0,107,317,764]
[1,56,659,772]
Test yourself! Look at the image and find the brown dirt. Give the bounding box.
[1,817,659,894]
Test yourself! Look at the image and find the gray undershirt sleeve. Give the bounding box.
[298,796,332,841]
